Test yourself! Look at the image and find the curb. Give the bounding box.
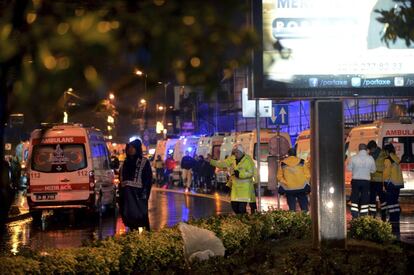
[6,212,31,224]
[152,186,231,203]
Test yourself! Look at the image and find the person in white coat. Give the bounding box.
[347,143,376,219]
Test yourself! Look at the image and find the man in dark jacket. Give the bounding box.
[119,139,153,231]
[181,151,196,192]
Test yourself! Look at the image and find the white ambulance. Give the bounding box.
[26,124,116,219]
[236,130,292,186]
[196,134,224,159]
[295,129,311,162]
[345,118,414,195]
[216,133,238,185]
[153,138,178,163]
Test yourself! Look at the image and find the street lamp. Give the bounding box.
[135,69,147,96]
[109,93,115,100]
[158,82,170,125]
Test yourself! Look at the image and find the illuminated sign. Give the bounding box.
[252,0,414,99]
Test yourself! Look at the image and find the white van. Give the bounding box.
[236,130,292,186]
[295,129,311,162]
[196,134,224,159]
[153,138,178,163]
[26,124,116,219]
[216,133,238,184]
[345,118,414,195]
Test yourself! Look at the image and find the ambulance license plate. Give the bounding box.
[35,193,57,200]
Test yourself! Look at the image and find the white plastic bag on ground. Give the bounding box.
[178,222,225,262]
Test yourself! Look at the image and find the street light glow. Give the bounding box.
[109,93,115,100]
[140,99,146,104]
[135,69,143,76]
[158,106,164,111]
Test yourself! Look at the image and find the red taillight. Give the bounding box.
[89,170,95,189]
[400,163,414,171]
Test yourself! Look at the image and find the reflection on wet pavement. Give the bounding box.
[2,188,414,255]
[0,189,232,254]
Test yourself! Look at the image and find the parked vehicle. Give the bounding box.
[26,123,116,220]
[216,133,238,185]
[196,134,224,159]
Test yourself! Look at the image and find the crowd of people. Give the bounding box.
[119,138,403,238]
[347,140,404,236]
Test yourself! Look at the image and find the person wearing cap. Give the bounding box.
[119,139,153,231]
[347,143,376,219]
[277,148,311,212]
[208,144,256,214]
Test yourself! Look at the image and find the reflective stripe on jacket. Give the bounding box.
[210,155,256,202]
[277,156,310,190]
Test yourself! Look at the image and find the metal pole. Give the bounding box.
[255,99,261,212]
[276,124,281,209]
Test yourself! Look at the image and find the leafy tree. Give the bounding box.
[0,0,257,223]
[376,0,414,46]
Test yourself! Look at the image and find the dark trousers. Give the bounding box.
[249,202,257,213]
[285,189,308,212]
[384,182,401,235]
[350,179,370,218]
[156,168,164,183]
[369,181,386,218]
[231,201,247,214]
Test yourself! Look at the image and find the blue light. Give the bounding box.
[187,147,193,152]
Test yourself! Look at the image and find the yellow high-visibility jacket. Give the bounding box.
[383,153,404,187]
[210,155,256,203]
[277,156,310,190]
[370,148,387,182]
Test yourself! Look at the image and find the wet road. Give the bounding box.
[2,188,414,255]
[0,189,232,254]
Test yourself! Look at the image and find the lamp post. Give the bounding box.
[158,81,170,126]
[135,69,147,96]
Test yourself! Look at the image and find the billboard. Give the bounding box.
[252,0,414,99]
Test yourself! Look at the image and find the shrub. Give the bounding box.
[220,216,251,254]
[119,228,185,273]
[0,256,41,275]
[265,209,312,239]
[75,238,122,274]
[349,216,395,243]
[39,249,78,275]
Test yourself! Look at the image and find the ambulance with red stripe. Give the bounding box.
[345,118,414,195]
[26,124,116,219]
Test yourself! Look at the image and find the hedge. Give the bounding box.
[0,210,404,274]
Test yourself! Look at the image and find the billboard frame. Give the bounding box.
[251,0,414,100]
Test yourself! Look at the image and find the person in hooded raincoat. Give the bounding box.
[208,144,256,214]
[119,139,153,231]
[277,148,311,212]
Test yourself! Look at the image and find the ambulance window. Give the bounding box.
[92,144,110,170]
[31,144,87,172]
[212,145,220,160]
[254,143,269,162]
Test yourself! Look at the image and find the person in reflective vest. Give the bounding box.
[209,144,256,214]
[277,148,311,212]
[367,140,387,219]
[383,143,404,236]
